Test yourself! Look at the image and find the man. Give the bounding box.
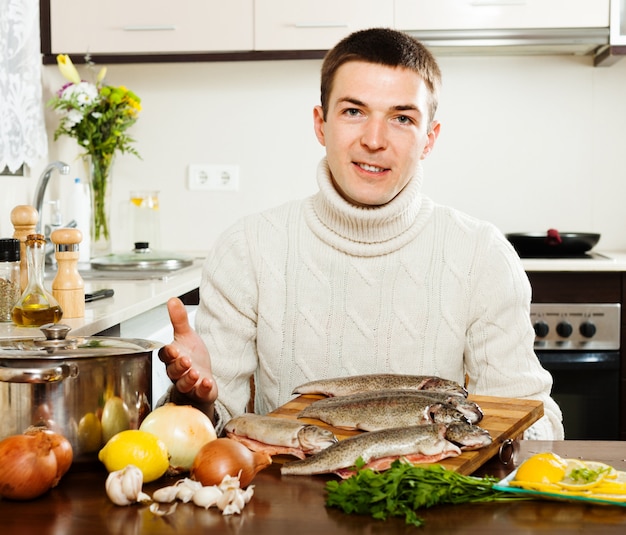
[160,28,563,440]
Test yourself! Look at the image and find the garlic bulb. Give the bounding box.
[105,465,152,506]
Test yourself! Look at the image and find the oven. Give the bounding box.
[531,303,621,440]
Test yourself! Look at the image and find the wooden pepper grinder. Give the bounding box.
[50,228,85,318]
[10,205,38,292]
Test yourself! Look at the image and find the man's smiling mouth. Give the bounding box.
[357,162,387,173]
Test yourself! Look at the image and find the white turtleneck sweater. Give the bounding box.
[195,159,564,440]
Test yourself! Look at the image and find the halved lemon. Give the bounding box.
[514,452,568,484]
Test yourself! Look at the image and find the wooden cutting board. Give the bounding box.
[268,394,544,475]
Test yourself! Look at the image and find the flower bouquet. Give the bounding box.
[48,55,141,256]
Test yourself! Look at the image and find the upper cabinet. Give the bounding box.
[48,0,253,55]
[394,0,610,31]
[254,0,393,51]
[42,0,620,65]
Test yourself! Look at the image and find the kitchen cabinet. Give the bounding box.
[254,0,393,51]
[394,0,609,31]
[48,0,253,55]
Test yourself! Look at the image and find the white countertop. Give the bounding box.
[0,260,202,340]
[2,249,625,341]
[521,251,626,272]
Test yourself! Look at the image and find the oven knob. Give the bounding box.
[533,320,549,338]
[556,321,573,338]
[579,321,597,338]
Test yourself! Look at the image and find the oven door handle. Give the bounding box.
[536,351,620,370]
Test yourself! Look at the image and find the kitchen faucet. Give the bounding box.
[33,161,71,234]
[32,161,71,264]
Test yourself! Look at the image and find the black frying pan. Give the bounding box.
[506,229,600,257]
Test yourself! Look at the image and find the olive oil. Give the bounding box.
[11,302,63,326]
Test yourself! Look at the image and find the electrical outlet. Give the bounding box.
[188,164,239,191]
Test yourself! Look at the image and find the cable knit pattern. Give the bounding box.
[195,158,563,439]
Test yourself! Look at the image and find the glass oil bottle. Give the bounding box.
[11,233,63,327]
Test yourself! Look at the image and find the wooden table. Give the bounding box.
[1,440,625,534]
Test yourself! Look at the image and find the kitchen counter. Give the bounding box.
[521,251,626,272]
[1,440,624,534]
[0,260,203,340]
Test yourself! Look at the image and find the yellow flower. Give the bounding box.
[96,67,107,84]
[56,54,81,84]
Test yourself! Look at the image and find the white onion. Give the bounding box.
[140,403,217,474]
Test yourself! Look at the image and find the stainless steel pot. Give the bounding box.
[0,324,160,463]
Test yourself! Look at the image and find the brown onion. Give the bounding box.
[0,433,59,500]
[191,437,272,488]
[24,427,73,485]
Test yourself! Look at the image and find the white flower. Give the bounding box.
[61,82,99,108]
[66,109,84,128]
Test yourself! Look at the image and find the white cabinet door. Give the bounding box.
[394,0,610,31]
[255,0,394,50]
[49,0,253,54]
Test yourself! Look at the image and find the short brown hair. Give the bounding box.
[320,28,442,124]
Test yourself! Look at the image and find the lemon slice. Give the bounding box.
[556,460,613,491]
[593,470,626,494]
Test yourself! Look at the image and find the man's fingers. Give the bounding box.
[167,297,193,336]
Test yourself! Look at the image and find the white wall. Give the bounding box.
[3,52,626,253]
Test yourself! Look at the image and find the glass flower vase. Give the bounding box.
[84,154,115,258]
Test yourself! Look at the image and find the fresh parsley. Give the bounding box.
[325,459,529,528]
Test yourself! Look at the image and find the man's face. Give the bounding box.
[314,61,440,207]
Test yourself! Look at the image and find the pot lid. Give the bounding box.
[91,242,194,271]
[0,323,160,359]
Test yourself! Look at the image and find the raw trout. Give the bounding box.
[224,414,338,459]
[444,422,493,451]
[298,394,469,431]
[280,423,462,478]
[292,374,467,398]
[302,390,483,424]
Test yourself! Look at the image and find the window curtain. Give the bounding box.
[0,0,48,173]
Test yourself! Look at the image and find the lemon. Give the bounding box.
[98,429,169,482]
[514,452,568,484]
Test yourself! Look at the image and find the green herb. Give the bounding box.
[325,459,529,528]
[568,466,610,483]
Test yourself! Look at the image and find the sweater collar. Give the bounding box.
[305,158,433,256]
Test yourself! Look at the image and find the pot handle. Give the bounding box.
[0,363,77,384]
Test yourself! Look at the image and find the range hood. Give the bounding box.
[404,27,614,64]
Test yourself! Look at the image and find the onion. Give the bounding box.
[191,437,272,488]
[139,403,218,474]
[24,427,73,485]
[0,433,59,500]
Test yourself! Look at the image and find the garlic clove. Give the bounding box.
[192,485,223,509]
[152,485,180,503]
[149,501,177,517]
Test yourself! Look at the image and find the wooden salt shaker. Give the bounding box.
[50,228,85,318]
[10,205,38,292]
